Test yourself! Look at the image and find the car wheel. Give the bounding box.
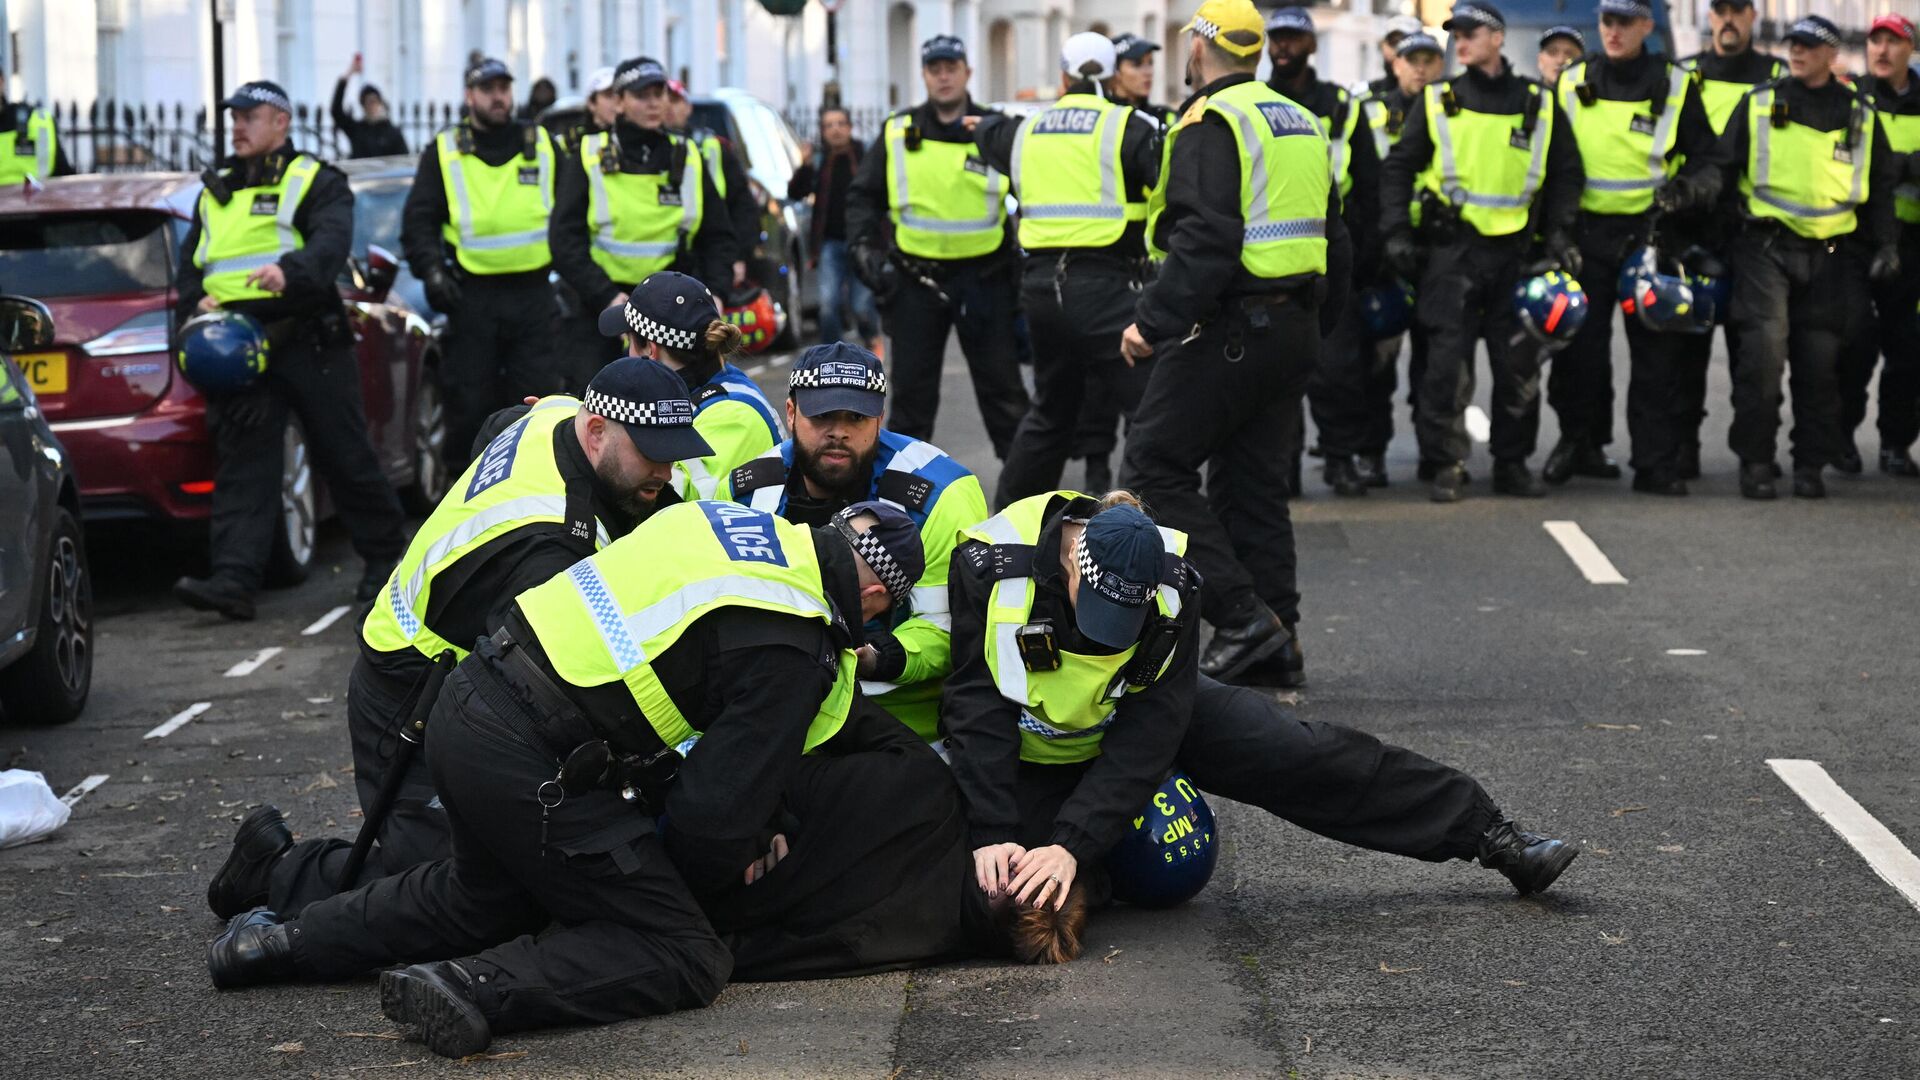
[771,247,805,351]
[0,506,93,725]
[402,371,449,515]
[266,416,316,587]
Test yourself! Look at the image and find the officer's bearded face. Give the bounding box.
[1868,30,1915,80]
[1598,14,1651,60]
[466,79,515,128]
[593,432,674,518]
[1265,32,1315,82]
[1709,2,1756,55]
[791,408,881,498]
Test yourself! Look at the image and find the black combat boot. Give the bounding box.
[1834,443,1863,474]
[1881,447,1919,477]
[1478,817,1578,896]
[173,574,256,621]
[1631,467,1688,496]
[1792,466,1826,499]
[1324,455,1368,496]
[207,805,293,918]
[1739,461,1777,500]
[1491,460,1544,497]
[1357,452,1389,488]
[1430,462,1467,503]
[1676,441,1702,480]
[1200,606,1293,683]
[207,908,299,989]
[381,961,493,1059]
[1231,625,1306,688]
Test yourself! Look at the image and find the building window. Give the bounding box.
[98,0,126,102]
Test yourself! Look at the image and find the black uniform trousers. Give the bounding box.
[1307,287,1378,460]
[1550,213,1640,451]
[1367,331,1409,456]
[1673,321,1740,458]
[441,275,565,472]
[1120,297,1314,628]
[995,257,1147,506]
[208,328,406,592]
[268,656,452,915]
[287,660,731,1034]
[1838,233,1920,453]
[881,264,1030,459]
[1014,676,1495,871]
[1727,226,1873,470]
[1413,235,1542,466]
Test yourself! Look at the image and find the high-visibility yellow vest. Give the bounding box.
[1681,53,1785,136]
[1321,86,1361,206]
[0,108,56,184]
[581,130,704,286]
[1740,83,1875,240]
[883,111,1008,260]
[692,130,728,199]
[1147,80,1330,277]
[1557,59,1690,214]
[1875,105,1920,225]
[192,153,323,303]
[362,397,613,661]
[512,500,855,753]
[1419,80,1552,238]
[435,125,555,275]
[1011,93,1146,249]
[963,492,1187,766]
[1363,90,1426,228]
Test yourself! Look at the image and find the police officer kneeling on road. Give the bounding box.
[204,351,712,923]
[1703,15,1901,500]
[172,80,408,620]
[401,57,562,473]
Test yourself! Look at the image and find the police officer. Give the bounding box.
[207,494,926,1058]
[1549,0,1721,495]
[1117,0,1350,687]
[1705,15,1900,499]
[666,79,757,297]
[594,271,783,498]
[971,34,1159,506]
[1840,14,1920,478]
[846,35,1030,458]
[1265,6,1382,496]
[1672,0,1782,480]
[551,66,619,159]
[721,342,985,740]
[1370,15,1427,96]
[171,80,408,620]
[0,86,70,182]
[400,57,560,472]
[1380,3,1582,502]
[204,355,710,921]
[1108,33,1176,128]
[550,56,735,393]
[1537,26,1586,88]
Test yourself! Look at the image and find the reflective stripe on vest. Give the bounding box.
[1742,86,1872,239]
[884,113,1007,259]
[1879,108,1920,224]
[193,154,322,302]
[1557,60,1688,213]
[695,131,728,198]
[0,109,56,184]
[581,131,704,284]
[435,128,554,274]
[1011,94,1145,249]
[513,501,853,753]
[1424,82,1550,237]
[1205,81,1331,277]
[1363,95,1394,159]
[1323,88,1359,205]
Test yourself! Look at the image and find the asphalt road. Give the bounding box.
[2,321,1917,1079]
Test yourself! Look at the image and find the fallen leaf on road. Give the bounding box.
[270,1041,303,1053]
[1377,962,1422,975]
[1611,805,1649,817]
[1585,723,1641,732]
[1599,931,1627,945]
[738,1038,749,1054]
[159,905,182,914]
[41,936,62,943]
[1655,844,1684,853]
[1103,948,1123,963]
[280,710,307,720]
[25,912,71,927]
[457,1051,527,1064]
[1588,847,1614,856]
[1502,980,1528,987]
[302,771,339,793]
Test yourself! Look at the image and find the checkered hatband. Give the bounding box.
[583,388,695,427]
[790,364,887,394]
[1074,533,1151,608]
[833,511,914,604]
[625,305,701,351]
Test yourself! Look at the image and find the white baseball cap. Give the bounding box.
[587,66,616,94]
[1383,14,1424,39]
[1061,31,1117,81]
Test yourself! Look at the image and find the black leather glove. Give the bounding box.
[1654,174,1698,214]
[423,270,464,315]
[1384,233,1421,282]
[1870,244,1902,283]
[852,244,900,305]
[1544,231,1583,277]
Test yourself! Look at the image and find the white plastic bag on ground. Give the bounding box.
[0,769,72,849]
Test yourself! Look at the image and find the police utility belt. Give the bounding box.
[475,626,682,814]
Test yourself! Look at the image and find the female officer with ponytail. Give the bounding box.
[941,489,1579,914]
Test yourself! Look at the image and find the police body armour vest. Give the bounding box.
[1740,82,1874,240]
[1875,105,1920,225]
[1420,79,1552,238]
[963,492,1188,766]
[1557,59,1689,215]
[1147,80,1330,277]
[1681,54,1785,136]
[1322,86,1360,207]
[883,111,1008,260]
[693,130,728,199]
[193,153,323,303]
[581,130,705,285]
[363,397,613,661]
[1011,93,1146,249]
[675,365,785,501]
[435,125,555,275]
[513,500,856,753]
[0,108,56,185]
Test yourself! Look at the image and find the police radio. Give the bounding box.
[1015,619,1062,672]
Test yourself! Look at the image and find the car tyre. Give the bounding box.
[0,505,93,725]
[402,370,449,515]
[266,415,316,587]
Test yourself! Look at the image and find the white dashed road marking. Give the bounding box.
[1769,759,1920,915]
[144,701,211,740]
[1542,521,1627,585]
[60,774,110,807]
[224,647,283,678]
[1464,405,1491,443]
[302,604,352,636]
[1666,648,1707,656]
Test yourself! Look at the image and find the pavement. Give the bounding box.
[2,323,1918,1079]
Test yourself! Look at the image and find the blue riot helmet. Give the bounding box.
[1513,270,1589,354]
[176,310,270,396]
[1678,244,1730,325]
[1106,771,1219,908]
[1618,246,1712,334]
[1358,278,1416,341]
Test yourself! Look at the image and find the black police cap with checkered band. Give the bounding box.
[789,342,887,418]
[583,357,714,463]
[597,271,721,353]
[830,500,924,607]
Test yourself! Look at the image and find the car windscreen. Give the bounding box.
[0,210,174,297]
[351,178,410,256]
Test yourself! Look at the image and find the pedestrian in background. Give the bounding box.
[790,105,881,348]
[519,76,557,122]
[332,54,409,159]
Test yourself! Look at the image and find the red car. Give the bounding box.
[0,173,448,582]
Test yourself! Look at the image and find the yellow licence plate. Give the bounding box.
[15,351,66,395]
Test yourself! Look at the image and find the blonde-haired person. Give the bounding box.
[595,271,785,499]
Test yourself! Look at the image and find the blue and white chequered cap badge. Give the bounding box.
[583,388,696,427]
[229,82,292,114]
[623,302,700,351]
[791,360,887,394]
[832,505,915,604]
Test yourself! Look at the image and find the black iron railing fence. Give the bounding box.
[44,99,460,173]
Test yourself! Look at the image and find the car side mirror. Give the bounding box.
[365,244,400,303]
[0,295,57,352]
